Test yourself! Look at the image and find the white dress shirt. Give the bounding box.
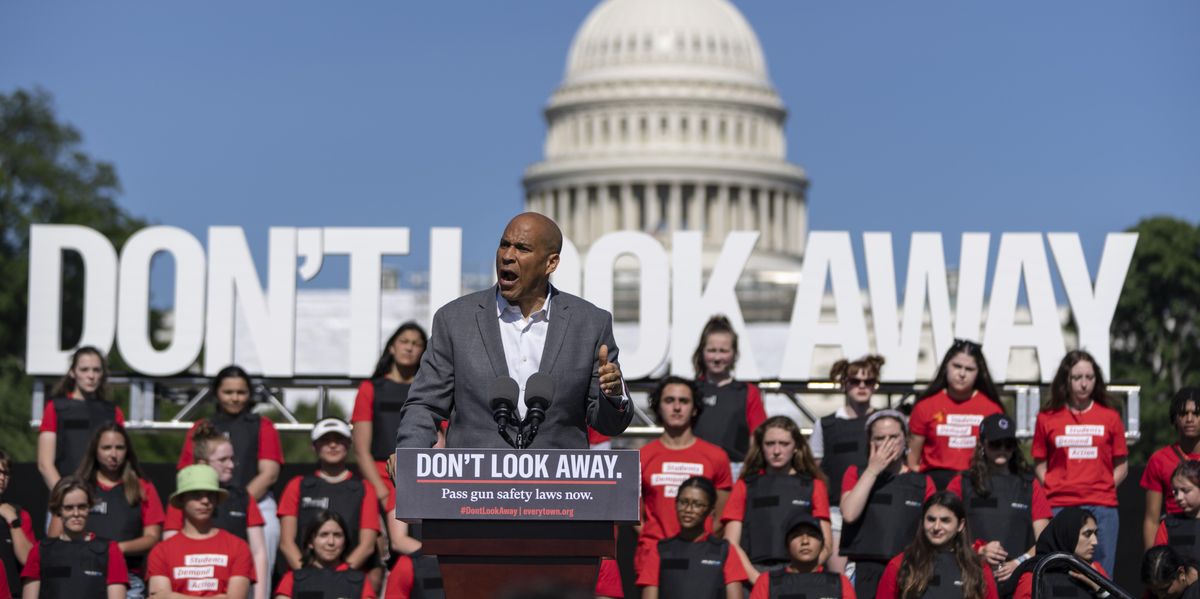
[497,288,552,418]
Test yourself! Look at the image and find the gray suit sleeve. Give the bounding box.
[395,307,455,448]
[586,314,635,436]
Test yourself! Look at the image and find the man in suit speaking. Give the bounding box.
[394,212,633,450]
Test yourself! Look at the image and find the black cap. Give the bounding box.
[784,512,823,540]
[979,413,1016,442]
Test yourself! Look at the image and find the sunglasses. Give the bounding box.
[846,377,878,388]
[986,439,1017,450]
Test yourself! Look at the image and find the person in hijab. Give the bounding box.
[1011,507,1109,599]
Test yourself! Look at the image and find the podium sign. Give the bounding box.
[394,448,640,522]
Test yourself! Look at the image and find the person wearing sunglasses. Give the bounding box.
[908,339,1006,490]
[947,414,1052,592]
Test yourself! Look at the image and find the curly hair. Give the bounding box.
[829,354,886,383]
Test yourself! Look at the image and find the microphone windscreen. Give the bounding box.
[524,373,556,410]
[489,376,519,411]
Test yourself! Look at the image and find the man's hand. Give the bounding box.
[598,344,623,397]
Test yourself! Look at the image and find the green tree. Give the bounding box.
[1111,216,1200,462]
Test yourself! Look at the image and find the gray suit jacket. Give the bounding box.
[394,285,633,449]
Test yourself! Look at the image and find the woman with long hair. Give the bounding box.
[876,491,998,598]
[722,416,831,584]
[1142,545,1200,599]
[907,339,1006,489]
[177,365,284,576]
[690,315,767,469]
[1143,388,1200,549]
[273,512,376,599]
[57,423,162,599]
[37,346,126,491]
[637,477,747,599]
[1032,350,1127,577]
[946,414,1052,586]
[164,421,269,599]
[20,476,128,599]
[748,513,855,599]
[1011,507,1109,599]
[810,354,885,573]
[1151,460,1200,557]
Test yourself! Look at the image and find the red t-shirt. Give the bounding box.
[9,509,36,548]
[164,496,264,532]
[748,566,855,599]
[94,478,166,529]
[1141,444,1200,515]
[909,391,1005,472]
[595,558,623,598]
[876,552,998,599]
[840,466,937,500]
[1013,561,1107,599]
[635,534,747,587]
[945,474,1054,525]
[176,415,284,470]
[278,473,381,532]
[720,473,831,523]
[20,537,129,586]
[39,401,126,432]
[275,563,377,598]
[146,529,255,596]
[639,438,733,544]
[1031,404,1128,507]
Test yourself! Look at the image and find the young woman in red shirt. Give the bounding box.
[876,491,998,599]
[1142,545,1200,599]
[722,416,830,584]
[907,339,1005,490]
[748,513,855,599]
[1151,460,1200,558]
[1032,350,1126,578]
[637,477,747,599]
[20,476,128,599]
[0,450,35,596]
[1143,388,1200,549]
[690,316,767,471]
[1010,507,1109,599]
[37,346,126,492]
[273,511,376,599]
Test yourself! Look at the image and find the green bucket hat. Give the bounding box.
[170,464,229,507]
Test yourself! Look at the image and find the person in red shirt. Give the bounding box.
[37,346,126,491]
[690,315,768,469]
[21,476,128,599]
[748,513,855,599]
[0,450,35,595]
[1032,350,1127,578]
[637,377,733,574]
[946,414,1053,587]
[1142,545,1200,599]
[54,422,163,598]
[1143,387,1200,549]
[278,418,381,591]
[1152,460,1200,552]
[177,366,285,576]
[273,511,376,599]
[1011,507,1109,599]
[383,436,445,599]
[595,558,623,599]
[148,465,255,598]
[907,339,1005,489]
[876,491,998,599]
[722,416,830,584]
[637,477,746,599]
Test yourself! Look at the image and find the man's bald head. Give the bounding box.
[507,212,563,254]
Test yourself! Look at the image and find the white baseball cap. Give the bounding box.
[311,418,353,442]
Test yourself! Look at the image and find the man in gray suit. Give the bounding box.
[394,212,632,449]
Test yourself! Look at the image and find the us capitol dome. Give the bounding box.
[522,0,809,321]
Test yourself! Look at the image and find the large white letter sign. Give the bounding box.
[670,231,760,379]
[204,227,298,377]
[323,228,410,378]
[780,232,870,379]
[983,233,1065,382]
[26,225,120,374]
[117,227,207,376]
[428,227,462,328]
[583,231,670,380]
[953,233,992,344]
[865,233,954,381]
[551,237,582,297]
[1048,232,1137,378]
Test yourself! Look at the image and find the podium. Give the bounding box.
[394,448,641,599]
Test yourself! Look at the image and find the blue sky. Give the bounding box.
[3,1,1197,305]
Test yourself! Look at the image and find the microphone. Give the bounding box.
[519,373,556,449]
[489,376,520,449]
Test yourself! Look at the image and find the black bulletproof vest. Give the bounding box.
[1036,570,1093,598]
[370,379,411,461]
[292,567,365,599]
[1165,515,1200,559]
[296,474,365,549]
[212,485,252,541]
[86,482,143,570]
[410,554,446,599]
[0,506,20,595]
[656,536,730,599]
[692,380,751,462]
[37,538,111,598]
[51,397,117,477]
[743,472,817,565]
[209,411,261,489]
[1183,580,1200,599]
[839,470,925,561]
[767,569,842,599]
[961,472,1035,558]
[818,415,867,507]
[913,552,970,599]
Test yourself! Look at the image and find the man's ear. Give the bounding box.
[545,253,560,276]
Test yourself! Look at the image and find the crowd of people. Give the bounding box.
[3,315,1197,599]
